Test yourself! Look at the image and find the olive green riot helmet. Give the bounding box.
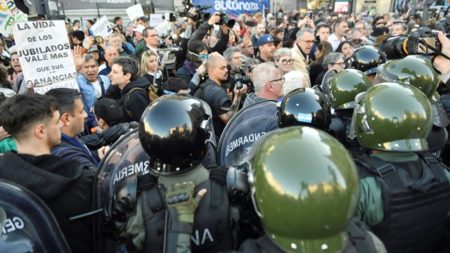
[248,126,359,253]
[374,55,439,98]
[353,82,433,152]
[329,69,371,110]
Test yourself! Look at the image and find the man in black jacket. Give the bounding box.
[108,56,150,122]
[0,94,97,253]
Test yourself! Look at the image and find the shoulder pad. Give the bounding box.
[226,166,250,204]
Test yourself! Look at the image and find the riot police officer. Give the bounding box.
[346,45,386,82]
[327,69,371,150]
[277,87,332,131]
[374,55,449,157]
[238,126,385,253]
[351,82,450,253]
[105,94,250,253]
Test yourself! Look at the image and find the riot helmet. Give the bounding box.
[278,88,332,130]
[329,69,371,110]
[139,94,212,175]
[347,45,386,75]
[353,82,433,152]
[248,126,360,252]
[374,55,439,98]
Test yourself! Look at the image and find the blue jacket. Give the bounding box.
[77,74,110,129]
[51,134,99,170]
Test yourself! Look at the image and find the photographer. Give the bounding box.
[176,40,208,94]
[188,12,230,55]
[194,53,247,141]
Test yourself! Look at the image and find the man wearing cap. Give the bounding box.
[256,34,276,63]
[291,28,314,74]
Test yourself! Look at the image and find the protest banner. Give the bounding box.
[126,4,144,22]
[191,0,269,16]
[149,14,163,27]
[0,0,27,36]
[13,20,78,94]
[90,16,113,37]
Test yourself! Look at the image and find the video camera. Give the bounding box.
[384,27,447,59]
[180,0,210,22]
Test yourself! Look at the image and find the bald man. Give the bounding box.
[194,53,247,140]
[99,47,119,76]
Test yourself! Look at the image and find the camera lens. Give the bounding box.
[384,36,408,59]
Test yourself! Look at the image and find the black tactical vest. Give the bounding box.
[138,170,236,253]
[355,154,450,253]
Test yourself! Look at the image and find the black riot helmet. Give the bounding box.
[347,45,386,75]
[278,88,332,130]
[139,94,212,175]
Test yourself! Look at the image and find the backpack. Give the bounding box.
[125,86,160,118]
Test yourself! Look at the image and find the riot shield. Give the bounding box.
[0,179,71,253]
[97,129,151,207]
[218,100,278,167]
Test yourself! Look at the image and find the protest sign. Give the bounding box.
[126,4,144,22]
[149,14,163,27]
[90,16,113,37]
[13,20,78,94]
[191,0,269,16]
[0,0,27,36]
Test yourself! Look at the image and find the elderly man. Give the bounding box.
[99,46,119,76]
[223,46,242,75]
[291,28,315,73]
[243,62,285,108]
[135,27,160,59]
[77,54,111,129]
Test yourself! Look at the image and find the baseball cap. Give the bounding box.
[256,34,275,47]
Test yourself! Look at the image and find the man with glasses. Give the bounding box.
[136,27,160,59]
[243,62,285,108]
[346,28,367,49]
[291,28,315,74]
[313,52,345,87]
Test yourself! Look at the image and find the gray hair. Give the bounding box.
[296,28,315,41]
[323,53,344,68]
[82,53,98,65]
[252,62,279,94]
[273,48,292,61]
[223,47,241,62]
[283,71,311,95]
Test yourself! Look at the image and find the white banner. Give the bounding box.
[126,4,144,22]
[150,14,164,27]
[13,20,78,94]
[90,15,113,37]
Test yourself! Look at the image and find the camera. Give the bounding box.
[383,27,442,59]
[234,73,251,90]
[217,13,236,28]
[180,0,210,22]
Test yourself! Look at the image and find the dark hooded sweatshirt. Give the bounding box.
[118,77,150,123]
[0,152,96,253]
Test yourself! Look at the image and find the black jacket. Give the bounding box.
[0,152,97,253]
[188,22,229,55]
[81,122,139,150]
[118,77,150,123]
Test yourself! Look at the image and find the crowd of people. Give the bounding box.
[0,6,450,253]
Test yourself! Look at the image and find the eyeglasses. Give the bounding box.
[280,59,294,65]
[352,39,363,44]
[301,40,315,44]
[332,62,345,66]
[269,77,285,84]
[147,34,158,37]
